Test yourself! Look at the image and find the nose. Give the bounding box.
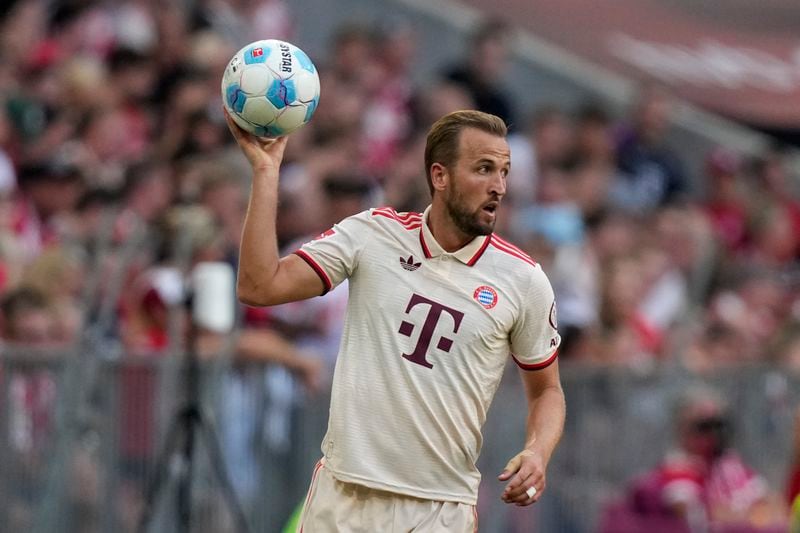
[490,170,506,197]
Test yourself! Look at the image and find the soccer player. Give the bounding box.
[227,109,566,532]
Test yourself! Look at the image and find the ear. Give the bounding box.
[430,162,449,192]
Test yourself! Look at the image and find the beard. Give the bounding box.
[444,187,496,237]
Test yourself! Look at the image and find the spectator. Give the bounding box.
[701,271,789,367]
[775,328,800,374]
[114,160,175,244]
[505,106,573,207]
[667,388,786,527]
[191,0,293,46]
[0,111,23,293]
[567,102,619,219]
[0,286,60,531]
[444,17,516,126]
[361,21,416,176]
[107,47,158,153]
[325,23,379,88]
[747,205,799,270]
[683,321,746,374]
[610,84,688,214]
[703,147,749,255]
[747,143,800,248]
[13,160,84,260]
[1,285,55,346]
[198,161,248,264]
[19,246,84,344]
[604,387,788,532]
[599,255,660,365]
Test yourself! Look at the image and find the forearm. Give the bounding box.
[237,170,281,303]
[224,112,290,305]
[498,373,565,506]
[236,327,311,371]
[523,384,566,465]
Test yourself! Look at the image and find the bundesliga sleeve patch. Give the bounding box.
[313,228,335,240]
[473,285,498,309]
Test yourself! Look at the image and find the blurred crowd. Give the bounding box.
[0,0,799,532]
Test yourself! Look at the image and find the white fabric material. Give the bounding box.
[297,206,559,504]
[299,460,477,533]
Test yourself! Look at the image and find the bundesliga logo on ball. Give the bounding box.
[221,39,320,138]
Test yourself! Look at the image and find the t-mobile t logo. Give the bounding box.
[398,293,464,369]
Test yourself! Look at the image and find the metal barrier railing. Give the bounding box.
[1,349,796,533]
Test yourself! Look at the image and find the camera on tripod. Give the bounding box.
[137,261,250,533]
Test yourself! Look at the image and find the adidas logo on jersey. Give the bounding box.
[399,255,421,271]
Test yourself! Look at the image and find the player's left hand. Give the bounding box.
[498,449,546,506]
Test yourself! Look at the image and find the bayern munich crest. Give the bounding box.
[473,285,498,309]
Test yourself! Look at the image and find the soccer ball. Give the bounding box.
[221,39,320,138]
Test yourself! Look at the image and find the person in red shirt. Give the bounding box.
[13,161,84,260]
[703,147,749,254]
[614,387,788,531]
[0,286,62,531]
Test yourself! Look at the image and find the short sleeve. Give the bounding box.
[509,266,561,370]
[293,210,370,294]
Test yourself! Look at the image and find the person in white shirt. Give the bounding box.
[228,109,566,532]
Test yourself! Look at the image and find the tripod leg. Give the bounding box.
[137,410,185,533]
[196,410,251,533]
[178,409,197,533]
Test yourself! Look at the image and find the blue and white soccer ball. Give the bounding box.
[221,39,320,138]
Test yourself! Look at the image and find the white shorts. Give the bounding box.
[297,460,478,533]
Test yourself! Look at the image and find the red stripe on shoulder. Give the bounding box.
[372,207,422,230]
[489,236,538,267]
[512,350,558,371]
[492,234,536,260]
[373,206,422,220]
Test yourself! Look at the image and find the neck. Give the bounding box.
[427,203,474,252]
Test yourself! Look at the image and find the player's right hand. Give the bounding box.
[223,107,289,175]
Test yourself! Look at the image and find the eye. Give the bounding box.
[478,165,490,174]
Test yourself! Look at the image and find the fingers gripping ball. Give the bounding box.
[221,40,320,138]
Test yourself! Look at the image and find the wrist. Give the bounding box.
[252,167,278,179]
[523,445,549,464]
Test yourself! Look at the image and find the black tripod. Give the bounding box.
[137,310,250,533]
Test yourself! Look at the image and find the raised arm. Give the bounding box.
[225,110,324,306]
[498,360,566,506]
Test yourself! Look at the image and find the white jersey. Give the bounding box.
[295,206,560,504]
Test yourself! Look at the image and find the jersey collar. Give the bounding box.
[419,205,491,267]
